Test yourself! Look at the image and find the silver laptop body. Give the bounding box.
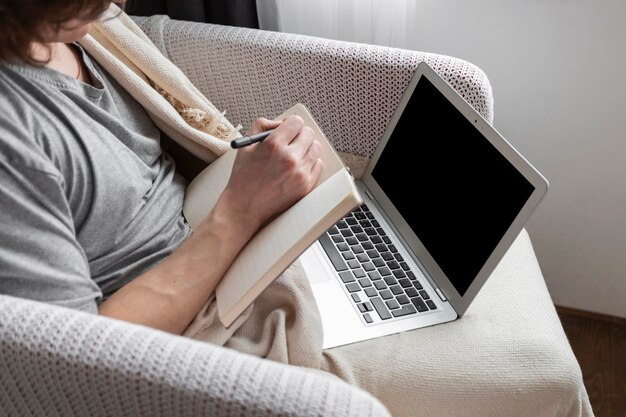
[300,62,548,349]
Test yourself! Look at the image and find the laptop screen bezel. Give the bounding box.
[360,61,548,316]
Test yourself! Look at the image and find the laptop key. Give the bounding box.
[347,260,360,269]
[371,297,392,320]
[350,245,364,254]
[419,290,431,300]
[387,260,400,270]
[393,269,406,279]
[346,217,357,226]
[366,249,380,259]
[383,276,397,286]
[345,283,360,293]
[385,299,400,310]
[388,244,398,253]
[353,269,366,278]
[362,241,374,250]
[405,287,419,297]
[373,280,387,290]
[363,262,375,271]
[371,220,380,227]
[390,285,404,295]
[364,227,377,236]
[366,212,375,219]
[376,227,386,236]
[319,233,348,271]
[328,226,339,235]
[356,233,369,242]
[426,300,437,310]
[337,220,348,229]
[375,243,388,252]
[367,271,381,281]
[351,293,361,303]
[382,236,392,244]
[337,242,349,251]
[392,305,417,317]
[371,236,383,244]
[346,237,358,245]
[364,287,378,297]
[397,294,410,305]
[411,297,429,312]
[373,258,386,267]
[395,254,405,262]
[379,289,393,300]
[398,278,412,288]
[413,280,423,290]
[351,225,364,234]
[358,278,372,288]
[378,267,391,276]
[381,252,394,261]
[363,313,373,323]
[331,234,344,243]
[339,271,355,283]
[357,253,369,263]
[406,271,416,280]
[341,229,353,238]
[342,251,355,261]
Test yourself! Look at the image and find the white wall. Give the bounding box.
[274,0,626,317]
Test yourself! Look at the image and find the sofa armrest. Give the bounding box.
[133,15,493,159]
[0,295,390,417]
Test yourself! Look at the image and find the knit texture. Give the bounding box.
[133,16,593,417]
[79,5,242,163]
[136,15,493,171]
[0,294,389,417]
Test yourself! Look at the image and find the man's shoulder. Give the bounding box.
[0,68,59,176]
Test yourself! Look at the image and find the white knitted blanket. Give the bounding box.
[79,5,241,163]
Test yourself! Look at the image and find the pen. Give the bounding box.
[230,129,276,149]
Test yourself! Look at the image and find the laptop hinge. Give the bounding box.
[435,288,448,302]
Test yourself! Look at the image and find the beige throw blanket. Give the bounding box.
[79,4,325,370]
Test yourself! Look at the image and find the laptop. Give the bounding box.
[299,61,549,349]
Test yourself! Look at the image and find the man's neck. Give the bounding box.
[29,42,90,84]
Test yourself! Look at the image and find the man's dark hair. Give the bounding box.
[0,1,125,66]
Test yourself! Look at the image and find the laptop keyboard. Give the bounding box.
[318,204,437,324]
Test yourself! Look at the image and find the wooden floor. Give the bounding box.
[557,306,626,417]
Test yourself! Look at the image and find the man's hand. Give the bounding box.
[219,115,324,232]
[99,115,323,335]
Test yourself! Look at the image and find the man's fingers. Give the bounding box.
[290,126,315,158]
[247,118,281,135]
[302,139,322,166]
[309,158,324,185]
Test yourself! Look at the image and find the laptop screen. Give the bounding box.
[371,76,535,296]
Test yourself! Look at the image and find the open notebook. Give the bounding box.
[183,103,362,327]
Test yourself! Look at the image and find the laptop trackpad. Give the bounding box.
[300,246,332,284]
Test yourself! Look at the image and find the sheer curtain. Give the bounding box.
[257,0,418,48]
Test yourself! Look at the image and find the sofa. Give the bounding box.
[0,15,593,417]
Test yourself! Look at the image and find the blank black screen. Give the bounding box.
[371,76,534,296]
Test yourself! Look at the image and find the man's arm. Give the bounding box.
[99,116,323,334]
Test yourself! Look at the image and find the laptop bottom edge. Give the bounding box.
[301,244,458,350]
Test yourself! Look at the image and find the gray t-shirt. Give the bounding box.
[0,46,192,313]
